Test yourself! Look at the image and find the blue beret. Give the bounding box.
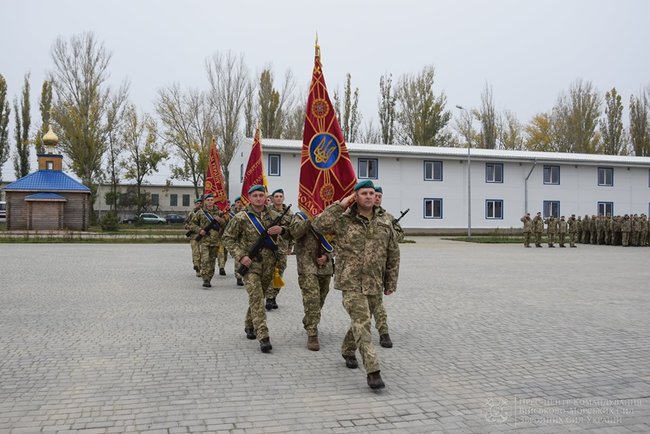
[354,180,375,191]
[248,184,266,194]
[271,188,284,196]
[374,185,383,193]
[194,197,203,203]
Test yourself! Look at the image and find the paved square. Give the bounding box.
[0,238,648,433]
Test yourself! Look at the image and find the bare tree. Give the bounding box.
[599,87,626,155]
[206,51,249,193]
[155,83,215,197]
[378,73,396,144]
[453,107,478,148]
[0,74,10,182]
[358,119,381,144]
[629,90,650,156]
[13,73,31,178]
[477,83,498,149]
[282,101,306,140]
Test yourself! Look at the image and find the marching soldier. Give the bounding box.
[184,196,203,277]
[532,212,544,247]
[520,212,532,247]
[229,196,245,286]
[313,180,400,390]
[189,193,226,288]
[222,185,288,353]
[266,189,293,310]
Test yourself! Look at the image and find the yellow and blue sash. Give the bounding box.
[296,211,334,253]
[245,211,277,249]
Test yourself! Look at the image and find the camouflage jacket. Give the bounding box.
[520,216,532,232]
[558,219,567,233]
[270,204,294,254]
[184,210,198,235]
[532,216,544,232]
[288,213,334,276]
[568,217,577,233]
[222,205,286,273]
[312,202,400,296]
[188,206,225,246]
[544,217,557,233]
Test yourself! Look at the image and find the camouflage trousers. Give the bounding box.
[190,239,201,271]
[200,243,218,281]
[371,294,389,335]
[341,291,381,374]
[558,233,566,246]
[547,232,556,246]
[523,232,531,247]
[265,252,287,299]
[622,232,630,246]
[534,232,542,246]
[217,241,228,269]
[569,232,577,247]
[244,265,274,341]
[298,273,331,337]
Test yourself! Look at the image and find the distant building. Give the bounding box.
[228,139,650,233]
[2,127,91,230]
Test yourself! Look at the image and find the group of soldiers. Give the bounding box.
[183,181,403,390]
[521,212,650,248]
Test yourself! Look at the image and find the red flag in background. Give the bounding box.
[299,40,357,218]
[203,138,229,212]
[240,126,268,206]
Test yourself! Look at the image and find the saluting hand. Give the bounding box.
[340,193,356,209]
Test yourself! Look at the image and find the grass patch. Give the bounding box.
[445,236,523,243]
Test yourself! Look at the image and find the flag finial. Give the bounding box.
[315,33,320,59]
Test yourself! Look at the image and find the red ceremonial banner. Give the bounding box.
[299,42,357,218]
[240,127,267,206]
[203,138,229,212]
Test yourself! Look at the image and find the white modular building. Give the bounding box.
[228,139,650,234]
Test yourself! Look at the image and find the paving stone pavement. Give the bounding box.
[0,237,649,433]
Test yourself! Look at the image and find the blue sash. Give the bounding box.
[245,211,277,249]
[296,211,334,253]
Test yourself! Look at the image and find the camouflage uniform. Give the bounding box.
[557,216,567,247]
[532,214,544,247]
[544,216,557,247]
[621,215,631,246]
[567,215,577,247]
[217,240,228,271]
[312,202,400,374]
[582,215,590,243]
[184,209,201,275]
[222,204,285,342]
[288,213,333,338]
[190,205,226,284]
[520,214,532,247]
[265,204,294,303]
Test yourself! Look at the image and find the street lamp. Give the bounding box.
[455,105,472,237]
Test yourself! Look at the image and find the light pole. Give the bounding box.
[455,105,472,237]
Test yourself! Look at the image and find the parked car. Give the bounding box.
[122,213,167,224]
[165,214,186,224]
[0,201,6,219]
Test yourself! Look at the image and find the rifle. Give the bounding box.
[194,209,222,241]
[393,208,410,224]
[238,204,292,277]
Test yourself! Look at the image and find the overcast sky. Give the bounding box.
[2,0,649,180]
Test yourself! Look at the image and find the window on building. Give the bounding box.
[268,154,281,176]
[424,198,443,219]
[598,202,613,217]
[46,161,54,170]
[358,158,378,179]
[485,199,504,219]
[423,160,443,181]
[151,194,159,207]
[543,200,560,218]
[543,165,560,185]
[182,194,190,207]
[598,167,614,186]
[170,194,178,207]
[485,163,503,183]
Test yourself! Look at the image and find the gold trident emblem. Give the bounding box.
[313,135,336,164]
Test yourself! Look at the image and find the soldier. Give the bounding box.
[229,196,245,286]
[590,215,598,244]
[568,214,578,247]
[189,194,227,288]
[557,215,567,247]
[222,185,287,353]
[374,186,405,242]
[532,212,544,247]
[621,214,631,246]
[576,215,583,244]
[582,214,591,244]
[184,196,203,277]
[265,188,293,310]
[596,215,605,245]
[313,180,400,390]
[632,214,640,246]
[545,215,557,247]
[520,212,532,248]
[641,214,649,246]
[288,210,334,351]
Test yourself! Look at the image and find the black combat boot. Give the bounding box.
[271,297,278,309]
[260,337,272,353]
[379,333,393,348]
[265,298,274,311]
[202,280,211,288]
[342,354,358,369]
[236,277,244,286]
[219,268,226,276]
[245,328,256,340]
[367,371,385,389]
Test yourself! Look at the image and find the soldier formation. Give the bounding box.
[522,212,650,248]
[184,181,402,390]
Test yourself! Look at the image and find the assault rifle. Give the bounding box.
[393,208,410,224]
[194,209,222,241]
[238,204,292,277]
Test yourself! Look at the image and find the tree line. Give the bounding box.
[1,31,650,220]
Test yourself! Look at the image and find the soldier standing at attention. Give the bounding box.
[520,213,532,247]
[289,210,334,351]
[621,215,631,246]
[582,215,591,244]
[189,194,226,288]
[545,215,557,247]
[266,188,293,310]
[568,214,578,247]
[313,180,400,390]
[532,212,544,247]
[558,215,567,247]
[185,196,203,277]
[222,185,287,353]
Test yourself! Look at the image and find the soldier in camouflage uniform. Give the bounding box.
[621,214,631,246]
[228,197,245,286]
[532,212,544,247]
[313,180,400,390]
[288,211,334,351]
[222,185,287,353]
[520,213,532,247]
[265,189,294,310]
[184,197,203,277]
[576,216,582,244]
[545,215,557,247]
[189,194,226,288]
[557,215,567,247]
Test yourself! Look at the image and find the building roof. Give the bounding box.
[4,170,91,193]
[25,192,67,201]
